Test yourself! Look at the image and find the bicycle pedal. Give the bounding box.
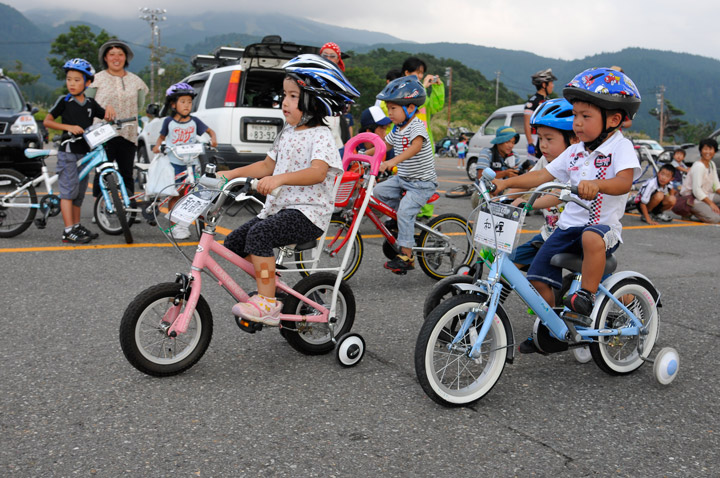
[235,316,263,334]
[34,218,47,229]
[561,310,593,327]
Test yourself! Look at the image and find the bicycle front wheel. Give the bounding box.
[416,213,475,280]
[590,278,659,375]
[0,169,37,237]
[296,219,363,281]
[94,174,133,243]
[119,282,214,377]
[415,294,509,407]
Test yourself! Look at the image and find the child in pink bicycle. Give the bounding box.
[219,54,359,326]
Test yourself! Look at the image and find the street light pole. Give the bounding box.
[139,7,167,104]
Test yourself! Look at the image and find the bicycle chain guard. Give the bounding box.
[40,194,61,217]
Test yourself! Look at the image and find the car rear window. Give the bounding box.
[241,69,285,108]
[510,114,525,133]
[204,70,233,109]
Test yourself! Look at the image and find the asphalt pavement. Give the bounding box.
[1,155,719,477]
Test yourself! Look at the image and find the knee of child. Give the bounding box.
[581,231,604,252]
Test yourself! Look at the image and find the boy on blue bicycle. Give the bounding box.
[492,68,641,351]
[44,58,109,244]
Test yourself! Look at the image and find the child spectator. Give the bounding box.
[43,58,108,244]
[220,54,358,325]
[152,82,217,240]
[670,148,689,189]
[630,164,676,224]
[476,126,520,179]
[492,67,642,353]
[524,68,557,159]
[372,76,437,274]
[456,137,467,169]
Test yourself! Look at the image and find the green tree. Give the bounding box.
[48,25,112,80]
[5,60,40,86]
[678,121,717,144]
[649,98,688,142]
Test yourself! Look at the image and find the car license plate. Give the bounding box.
[247,123,278,142]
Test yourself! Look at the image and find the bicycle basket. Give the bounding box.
[334,170,363,207]
[469,201,526,254]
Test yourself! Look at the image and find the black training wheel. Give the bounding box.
[335,332,366,368]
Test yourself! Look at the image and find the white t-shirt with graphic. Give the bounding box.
[259,125,343,231]
[545,131,640,242]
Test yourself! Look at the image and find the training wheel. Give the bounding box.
[572,345,592,364]
[653,347,679,385]
[335,333,366,368]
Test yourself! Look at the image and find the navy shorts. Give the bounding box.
[526,225,620,289]
[57,151,89,207]
[509,233,544,267]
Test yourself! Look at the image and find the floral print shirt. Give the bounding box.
[91,70,149,144]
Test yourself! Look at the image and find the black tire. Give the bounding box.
[280,272,355,355]
[296,219,363,281]
[415,294,509,407]
[416,213,475,280]
[466,158,478,181]
[107,174,133,244]
[444,184,473,198]
[423,274,476,319]
[0,169,37,237]
[135,143,150,190]
[589,278,660,376]
[94,174,136,240]
[119,282,213,377]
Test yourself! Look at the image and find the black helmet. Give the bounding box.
[531,68,557,87]
[376,76,426,107]
[98,40,134,69]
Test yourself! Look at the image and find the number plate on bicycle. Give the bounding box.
[83,124,117,149]
[174,144,204,155]
[169,189,219,226]
[473,202,526,254]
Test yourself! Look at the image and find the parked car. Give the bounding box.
[633,139,664,160]
[137,35,318,171]
[0,69,44,176]
[465,104,528,180]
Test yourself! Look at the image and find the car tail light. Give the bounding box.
[224,70,241,107]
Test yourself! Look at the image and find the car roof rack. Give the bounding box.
[191,46,245,72]
[190,35,318,72]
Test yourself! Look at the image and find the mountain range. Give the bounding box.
[2,3,718,139]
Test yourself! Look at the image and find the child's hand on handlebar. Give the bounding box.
[576,180,600,200]
[67,125,85,136]
[255,176,282,196]
[104,105,117,121]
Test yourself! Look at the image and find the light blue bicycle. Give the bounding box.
[414,168,679,407]
[0,118,136,242]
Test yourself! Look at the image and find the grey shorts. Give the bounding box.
[57,151,89,207]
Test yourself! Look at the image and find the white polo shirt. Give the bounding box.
[545,131,640,242]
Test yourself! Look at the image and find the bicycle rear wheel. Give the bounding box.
[415,294,509,407]
[0,169,37,237]
[444,184,473,198]
[95,174,133,243]
[296,219,363,281]
[416,214,475,280]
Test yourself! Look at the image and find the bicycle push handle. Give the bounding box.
[341,132,387,177]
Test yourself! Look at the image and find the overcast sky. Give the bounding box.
[9,0,718,61]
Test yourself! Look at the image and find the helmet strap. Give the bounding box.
[584,109,619,152]
[397,105,417,127]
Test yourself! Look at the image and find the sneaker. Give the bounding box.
[518,336,540,354]
[653,212,673,222]
[232,295,282,326]
[76,224,99,240]
[172,224,191,240]
[564,289,594,316]
[384,254,415,274]
[62,225,91,244]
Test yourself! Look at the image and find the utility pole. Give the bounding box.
[656,85,665,143]
[445,67,452,130]
[495,71,501,106]
[139,8,167,104]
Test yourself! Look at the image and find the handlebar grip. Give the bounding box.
[198,175,223,190]
[250,178,281,197]
[114,117,137,125]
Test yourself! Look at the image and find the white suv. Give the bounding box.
[137,36,318,170]
[465,104,528,180]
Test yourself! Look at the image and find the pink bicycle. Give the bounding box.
[119,136,387,376]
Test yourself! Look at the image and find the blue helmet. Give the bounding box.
[63,58,95,82]
[376,76,426,107]
[563,67,641,119]
[283,54,360,117]
[165,82,197,102]
[530,98,574,131]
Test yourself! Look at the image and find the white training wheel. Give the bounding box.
[653,347,679,385]
[336,333,366,368]
[572,345,592,364]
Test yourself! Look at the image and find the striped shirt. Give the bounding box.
[386,117,437,182]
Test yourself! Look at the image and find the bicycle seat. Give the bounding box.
[24,148,56,159]
[294,240,317,251]
[550,252,617,275]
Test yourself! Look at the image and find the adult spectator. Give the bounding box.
[90,39,149,196]
[673,138,720,223]
[524,68,557,158]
